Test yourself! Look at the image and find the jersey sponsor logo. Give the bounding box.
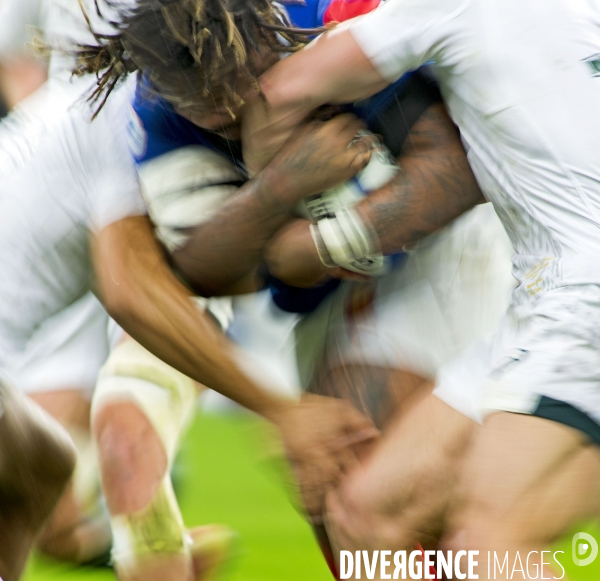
[583,53,600,77]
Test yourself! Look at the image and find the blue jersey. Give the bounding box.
[129,2,441,313]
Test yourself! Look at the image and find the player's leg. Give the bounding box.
[443,282,600,579]
[94,397,190,581]
[0,378,76,581]
[93,336,234,581]
[318,337,494,579]
[9,293,113,563]
[93,337,196,580]
[325,395,475,567]
[445,412,600,580]
[309,361,432,578]
[29,389,111,563]
[305,205,514,577]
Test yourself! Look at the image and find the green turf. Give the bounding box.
[22,412,600,580]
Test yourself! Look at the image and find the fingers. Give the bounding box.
[347,134,373,172]
[323,112,366,138]
[322,115,373,172]
[326,428,381,453]
[283,395,379,520]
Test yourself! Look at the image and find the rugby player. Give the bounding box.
[0,74,375,581]
[0,378,76,581]
[0,3,241,566]
[240,0,600,577]
[75,0,514,577]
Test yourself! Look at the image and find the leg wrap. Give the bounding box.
[92,340,198,569]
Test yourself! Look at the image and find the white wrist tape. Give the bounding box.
[311,207,386,276]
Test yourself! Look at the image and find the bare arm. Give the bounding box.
[171,115,370,296]
[266,103,483,285]
[243,28,387,175]
[358,103,484,251]
[92,215,292,420]
[92,215,378,518]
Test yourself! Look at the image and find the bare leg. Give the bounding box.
[325,394,475,580]
[0,381,76,581]
[307,363,431,576]
[445,412,600,580]
[92,337,234,581]
[94,400,191,581]
[29,389,111,563]
[308,362,436,579]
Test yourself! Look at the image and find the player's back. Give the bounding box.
[439,0,600,287]
[0,80,141,364]
[353,0,600,290]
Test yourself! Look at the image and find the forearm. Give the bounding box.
[172,113,370,296]
[171,172,291,296]
[266,219,331,288]
[266,105,484,277]
[358,106,484,253]
[262,29,385,108]
[93,216,293,422]
[244,29,387,174]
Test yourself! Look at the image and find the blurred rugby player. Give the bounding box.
[242,0,600,576]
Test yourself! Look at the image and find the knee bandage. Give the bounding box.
[92,340,198,569]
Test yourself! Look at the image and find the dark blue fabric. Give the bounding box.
[131,82,244,169]
[352,72,416,126]
[284,0,323,28]
[267,275,341,314]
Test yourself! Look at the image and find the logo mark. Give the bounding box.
[573,532,598,566]
[583,54,600,78]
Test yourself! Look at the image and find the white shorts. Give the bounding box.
[435,284,600,441]
[5,292,112,397]
[295,203,516,388]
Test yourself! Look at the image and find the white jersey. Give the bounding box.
[0,79,146,366]
[350,0,600,296]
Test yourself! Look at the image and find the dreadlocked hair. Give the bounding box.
[74,0,321,117]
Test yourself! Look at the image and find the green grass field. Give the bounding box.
[23,412,600,581]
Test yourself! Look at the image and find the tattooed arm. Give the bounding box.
[358,102,484,252]
[171,115,369,297]
[266,102,484,286]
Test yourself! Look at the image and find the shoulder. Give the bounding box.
[129,79,198,164]
[353,67,442,156]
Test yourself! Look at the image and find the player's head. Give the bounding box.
[76,0,316,129]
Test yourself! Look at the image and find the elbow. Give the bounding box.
[170,248,247,297]
[170,259,229,297]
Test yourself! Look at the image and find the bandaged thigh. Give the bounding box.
[91,340,198,567]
